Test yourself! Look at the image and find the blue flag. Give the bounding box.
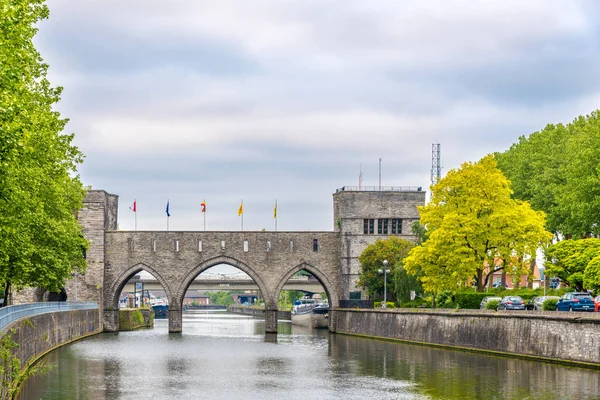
[165,200,170,217]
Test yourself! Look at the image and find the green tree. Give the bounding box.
[583,255,600,291]
[357,237,415,299]
[404,155,552,293]
[0,0,88,303]
[496,111,600,238]
[206,291,235,306]
[545,238,600,291]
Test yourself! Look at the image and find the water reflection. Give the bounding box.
[16,310,600,400]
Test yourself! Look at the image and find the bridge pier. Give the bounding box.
[103,308,119,332]
[169,308,182,333]
[328,309,337,333]
[264,308,278,333]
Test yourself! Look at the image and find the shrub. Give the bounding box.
[454,293,491,309]
[440,299,457,308]
[133,310,145,326]
[373,301,396,308]
[543,298,558,311]
[435,291,453,307]
[486,300,500,310]
[400,298,429,308]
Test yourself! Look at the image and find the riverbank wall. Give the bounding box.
[335,309,600,366]
[118,308,154,331]
[228,306,291,320]
[2,308,101,388]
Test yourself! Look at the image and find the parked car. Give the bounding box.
[525,298,536,310]
[497,296,525,310]
[595,296,600,312]
[492,282,509,288]
[555,292,595,312]
[549,278,560,289]
[480,296,502,309]
[531,296,560,311]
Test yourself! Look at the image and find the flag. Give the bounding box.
[273,200,277,219]
[165,200,170,217]
[238,201,243,216]
[201,201,206,213]
[129,200,137,212]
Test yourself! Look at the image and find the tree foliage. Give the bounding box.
[545,238,600,291]
[0,0,87,302]
[495,111,600,237]
[404,155,552,293]
[357,237,415,299]
[206,291,235,306]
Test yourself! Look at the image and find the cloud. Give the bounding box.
[35,0,600,231]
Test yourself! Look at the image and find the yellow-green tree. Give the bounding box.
[404,155,552,293]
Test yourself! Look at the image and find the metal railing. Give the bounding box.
[339,300,374,309]
[336,186,423,193]
[0,302,98,332]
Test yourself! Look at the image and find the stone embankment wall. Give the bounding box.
[118,308,154,331]
[4,309,101,374]
[228,306,291,320]
[336,309,600,366]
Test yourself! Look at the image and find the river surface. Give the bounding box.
[17,311,600,400]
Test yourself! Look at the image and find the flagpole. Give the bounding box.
[275,199,277,232]
[166,199,170,231]
[241,199,244,231]
[134,201,137,231]
[203,199,206,231]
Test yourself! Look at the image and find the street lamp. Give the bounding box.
[378,260,390,308]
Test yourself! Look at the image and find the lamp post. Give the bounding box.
[539,266,546,297]
[378,259,390,308]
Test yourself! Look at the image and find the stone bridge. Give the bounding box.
[14,187,425,334]
[102,230,341,333]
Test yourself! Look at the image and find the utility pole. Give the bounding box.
[378,157,382,190]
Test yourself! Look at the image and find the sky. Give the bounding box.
[35,0,600,233]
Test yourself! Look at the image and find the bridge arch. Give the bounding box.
[273,262,340,309]
[106,262,176,310]
[176,255,273,308]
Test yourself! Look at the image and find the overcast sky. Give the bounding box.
[36,0,600,232]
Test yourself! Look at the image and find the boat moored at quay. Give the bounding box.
[291,298,329,329]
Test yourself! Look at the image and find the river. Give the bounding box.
[17,311,600,399]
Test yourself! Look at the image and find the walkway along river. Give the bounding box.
[17,311,600,400]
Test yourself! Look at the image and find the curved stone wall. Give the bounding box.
[335,309,600,366]
[2,309,101,386]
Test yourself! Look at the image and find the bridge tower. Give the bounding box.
[333,186,426,301]
[75,190,119,304]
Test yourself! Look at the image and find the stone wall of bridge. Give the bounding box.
[102,230,341,332]
[336,309,600,365]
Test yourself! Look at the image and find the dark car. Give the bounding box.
[497,296,525,310]
[532,296,560,311]
[525,298,534,310]
[556,292,595,312]
[480,296,502,310]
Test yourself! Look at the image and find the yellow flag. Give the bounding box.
[273,200,277,218]
[238,201,243,216]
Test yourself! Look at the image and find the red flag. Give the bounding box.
[201,201,206,212]
[129,200,137,212]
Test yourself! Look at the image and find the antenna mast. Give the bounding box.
[358,163,363,190]
[431,143,441,185]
